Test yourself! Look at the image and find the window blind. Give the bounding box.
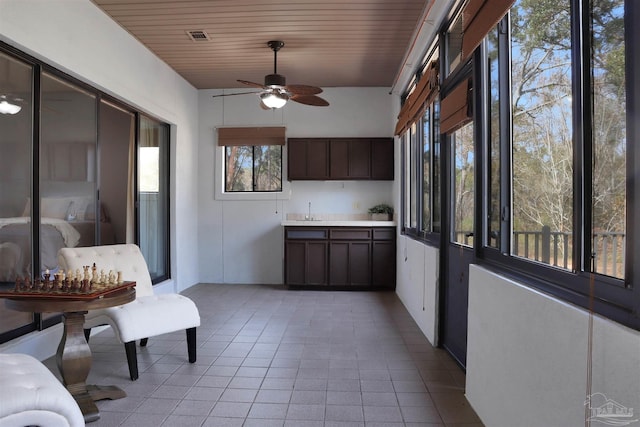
[217,126,286,146]
[395,60,440,136]
[461,0,515,61]
[440,78,472,134]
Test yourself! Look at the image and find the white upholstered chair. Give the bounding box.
[0,353,84,427]
[57,244,200,380]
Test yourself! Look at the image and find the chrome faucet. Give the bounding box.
[306,202,312,220]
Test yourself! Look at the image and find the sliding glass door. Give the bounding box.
[0,43,171,344]
[0,52,36,339]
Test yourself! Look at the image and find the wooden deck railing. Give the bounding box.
[454,227,625,277]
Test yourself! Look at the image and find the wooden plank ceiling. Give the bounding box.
[91,0,430,89]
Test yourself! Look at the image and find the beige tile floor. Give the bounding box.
[44,283,483,427]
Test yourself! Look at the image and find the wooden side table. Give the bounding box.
[3,284,135,423]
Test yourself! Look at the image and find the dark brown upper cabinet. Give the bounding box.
[371,138,395,180]
[288,137,393,181]
[288,138,330,180]
[330,139,371,179]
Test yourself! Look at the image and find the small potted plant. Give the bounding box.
[368,204,394,221]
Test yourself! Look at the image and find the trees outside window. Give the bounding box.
[478,0,635,327]
[225,145,282,192]
[491,0,627,278]
[400,0,636,329]
[510,0,575,270]
[452,122,475,247]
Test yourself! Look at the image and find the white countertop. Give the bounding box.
[281,220,397,227]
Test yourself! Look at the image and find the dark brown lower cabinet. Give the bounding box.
[372,241,395,289]
[285,226,395,289]
[284,241,328,285]
[285,241,329,285]
[329,241,371,287]
[372,227,396,289]
[285,230,328,286]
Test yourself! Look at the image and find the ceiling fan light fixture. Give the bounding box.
[0,96,21,115]
[260,92,288,109]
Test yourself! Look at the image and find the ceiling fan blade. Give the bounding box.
[285,84,323,95]
[237,79,266,89]
[211,91,260,98]
[291,94,329,107]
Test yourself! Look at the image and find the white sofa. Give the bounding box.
[0,353,84,427]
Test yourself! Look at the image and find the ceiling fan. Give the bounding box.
[213,41,329,109]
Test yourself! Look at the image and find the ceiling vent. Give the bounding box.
[186,30,210,41]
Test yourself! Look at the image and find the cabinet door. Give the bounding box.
[285,241,307,285]
[306,139,329,179]
[329,242,349,285]
[329,138,371,179]
[287,139,329,180]
[285,240,328,286]
[349,241,371,286]
[348,139,371,179]
[287,139,307,180]
[306,241,328,285]
[329,241,371,286]
[372,241,396,288]
[330,139,349,179]
[371,138,394,180]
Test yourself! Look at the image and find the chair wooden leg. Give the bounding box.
[140,338,148,347]
[186,327,197,363]
[84,328,91,342]
[124,341,138,381]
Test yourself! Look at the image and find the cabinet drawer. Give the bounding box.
[329,229,372,240]
[373,228,395,240]
[286,228,328,239]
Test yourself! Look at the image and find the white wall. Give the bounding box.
[466,265,640,427]
[197,87,395,284]
[395,236,440,344]
[0,0,200,355]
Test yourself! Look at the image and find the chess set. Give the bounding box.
[0,264,135,300]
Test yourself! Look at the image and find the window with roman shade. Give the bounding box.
[217,127,285,192]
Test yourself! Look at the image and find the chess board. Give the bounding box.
[0,281,136,301]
